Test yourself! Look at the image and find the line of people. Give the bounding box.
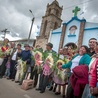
[0,38,98,98]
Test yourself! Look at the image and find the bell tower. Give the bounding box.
[36,0,63,50]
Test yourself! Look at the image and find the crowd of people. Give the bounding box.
[0,38,98,98]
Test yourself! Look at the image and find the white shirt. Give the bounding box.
[59,54,64,59]
[10,48,14,55]
[11,50,18,60]
[71,55,83,73]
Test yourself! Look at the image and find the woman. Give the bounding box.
[61,45,91,98]
[89,42,98,98]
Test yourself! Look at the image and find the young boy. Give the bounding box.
[4,57,10,79]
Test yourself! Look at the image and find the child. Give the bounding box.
[53,59,70,98]
[32,51,43,87]
[4,57,10,79]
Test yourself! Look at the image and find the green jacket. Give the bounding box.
[62,54,91,69]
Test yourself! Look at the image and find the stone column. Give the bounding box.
[78,21,86,48]
[59,24,66,50]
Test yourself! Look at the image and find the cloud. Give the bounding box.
[0,33,21,41]
[0,0,98,41]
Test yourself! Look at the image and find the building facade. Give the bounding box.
[35,1,98,52]
[50,16,98,52]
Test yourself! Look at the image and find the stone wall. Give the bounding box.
[35,36,48,51]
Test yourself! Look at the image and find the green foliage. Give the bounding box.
[42,50,58,64]
[33,65,42,74]
[33,48,43,53]
[31,55,35,61]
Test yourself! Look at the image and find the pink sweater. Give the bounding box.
[43,64,51,76]
[89,58,98,87]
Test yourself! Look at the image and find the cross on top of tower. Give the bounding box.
[72,6,81,17]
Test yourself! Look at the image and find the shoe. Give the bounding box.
[0,76,3,79]
[3,76,6,78]
[15,81,19,83]
[7,77,10,79]
[64,96,67,98]
[40,91,45,93]
[53,87,56,92]
[49,86,53,91]
[19,83,22,85]
[62,95,65,98]
[55,92,61,95]
[12,79,14,81]
[36,88,41,91]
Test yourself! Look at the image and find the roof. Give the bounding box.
[52,0,59,6]
[63,16,86,25]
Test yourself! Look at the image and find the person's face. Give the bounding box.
[46,45,51,51]
[11,42,15,48]
[57,62,62,67]
[30,47,33,51]
[63,48,67,55]
[4,39,9,44]
[89,39,97,49]
[95,44,98,53]
[67,47,72,53]
[24,46,29,51]
[79,46,87,55]
[17,45,21,49]
[35,54,40,60]
[57,62,63,70]
[59,49,63,54]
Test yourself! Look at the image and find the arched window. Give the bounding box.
[43,20,47,36]
[48,8,51,15]
[56,9,59,16]
[54,22,58,29]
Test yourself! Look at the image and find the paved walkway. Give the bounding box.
[0,78,62,98]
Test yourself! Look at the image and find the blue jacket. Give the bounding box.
[62,54,91,69]
[20,50,31,64]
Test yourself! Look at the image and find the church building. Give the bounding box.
[35,0,98,52]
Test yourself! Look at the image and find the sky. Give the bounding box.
[0,0,98,41]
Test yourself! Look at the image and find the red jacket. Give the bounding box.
[70,65,89,96]
[89,59,98,87]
